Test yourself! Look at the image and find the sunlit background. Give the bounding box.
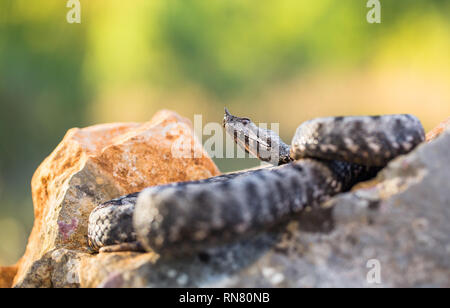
[0,0,449,265]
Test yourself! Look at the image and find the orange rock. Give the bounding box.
[426,117,450,142]
[13,110,220,287]
[0,264,18,288]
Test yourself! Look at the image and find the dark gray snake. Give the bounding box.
[88,109,425,255]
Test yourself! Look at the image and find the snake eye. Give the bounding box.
[241,118,250,125]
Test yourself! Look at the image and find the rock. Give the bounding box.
[12,110,220,287]
[0,265,17,288]
[219,125,449,287]
[426,117,450,141]
[14,118,450,288]
[223,125,450,287]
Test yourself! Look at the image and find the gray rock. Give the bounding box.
[218,126,450,288]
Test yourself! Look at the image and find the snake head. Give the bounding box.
[223,108,291,165]
[223,107,251,128]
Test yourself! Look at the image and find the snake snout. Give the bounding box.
[223,107,232,127]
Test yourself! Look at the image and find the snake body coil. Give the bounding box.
[88,111,425,255]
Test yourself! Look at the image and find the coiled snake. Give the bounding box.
[88,109,425,255]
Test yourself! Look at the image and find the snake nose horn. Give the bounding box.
[223,107,232,127]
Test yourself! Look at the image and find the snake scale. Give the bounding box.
[88,109,425,256]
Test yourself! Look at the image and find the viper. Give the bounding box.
[88,109,425,255]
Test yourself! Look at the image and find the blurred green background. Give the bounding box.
[0,0,449,265]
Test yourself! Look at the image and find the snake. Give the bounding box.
[88,109,425,256]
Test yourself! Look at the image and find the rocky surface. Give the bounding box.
[0,265,17,288]
[11,110,220,288]
[9,117,450,288]
[426,117,450,141]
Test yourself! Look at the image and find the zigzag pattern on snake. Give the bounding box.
[88,110,425,255]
